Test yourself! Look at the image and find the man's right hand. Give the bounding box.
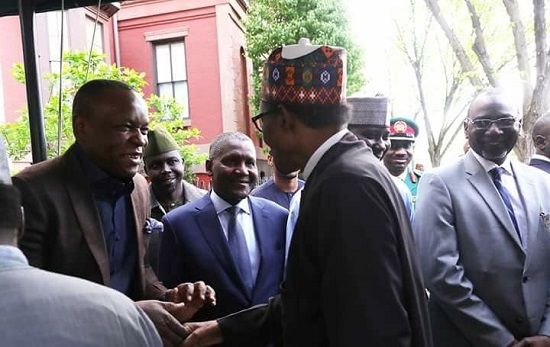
[180,320,223,347]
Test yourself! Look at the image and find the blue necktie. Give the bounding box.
[226,206,254,294]
[490,167,522,244]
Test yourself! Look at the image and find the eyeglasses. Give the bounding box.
[467,117,518,130]
[252,109,278,132]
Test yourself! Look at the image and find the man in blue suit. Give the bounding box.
[159,132,288,322]
[530,113,550,174]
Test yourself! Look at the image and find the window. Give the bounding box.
[155,41,190,119]
[86,16,104,54]
[47,11,69,74]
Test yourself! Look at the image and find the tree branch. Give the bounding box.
[501,0,531,80]
[463,0,497,86]
[423,0,484,88]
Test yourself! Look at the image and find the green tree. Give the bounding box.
[244,0,365,113]
[0,51,206,181]
[421,0,550,162]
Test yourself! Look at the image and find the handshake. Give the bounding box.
[136,281,221,347]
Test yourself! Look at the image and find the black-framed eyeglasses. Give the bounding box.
[467,117,518,130]
[252,109,278,132]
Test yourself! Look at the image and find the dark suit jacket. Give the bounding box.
[217,133,432,347]
[529,158,550,174]
[159,194,288,321]
[13,144,165,301]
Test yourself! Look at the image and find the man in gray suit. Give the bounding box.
[414,88,550,347]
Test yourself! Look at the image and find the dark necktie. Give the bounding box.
[226,206,254,294]
[490,167,522,244]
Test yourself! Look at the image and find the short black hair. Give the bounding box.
[263,101,350,129]
[0,184,22,229]
[72,79,134,121]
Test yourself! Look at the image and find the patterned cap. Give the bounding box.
[347,96,389,127]
[0,135,11,185]
[260,38,347,107]
[389,117,419,141]
[144,126,180,160]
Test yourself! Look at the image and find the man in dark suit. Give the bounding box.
[12,79,214,346]
[159,132,288,322]
[143,126,207,273]
[414,89,550,347]
[182,39,431,347]
[530,113,550,174]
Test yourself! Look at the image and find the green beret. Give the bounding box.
[144,126,180,159]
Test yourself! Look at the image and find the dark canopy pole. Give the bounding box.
[19,0,47,163]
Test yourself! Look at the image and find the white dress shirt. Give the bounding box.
[303,128,349,180]
[210,190,260,282]
[472,151,528,248]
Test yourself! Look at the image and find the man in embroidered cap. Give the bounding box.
[143,126,206,273]
[383,117,422,202]
[347,96,414,221]
[182,39,432,347]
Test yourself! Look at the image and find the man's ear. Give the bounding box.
[534,135,546,151]
[279,105,296,132]
[205,159,213,176]
[17,206,25,241]
[463,120,469,138]
[73,116,86,140]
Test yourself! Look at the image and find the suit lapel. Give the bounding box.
[464,153,524,252]
[62,148,110,285]
[513,162,539,260]
[194,196,250,296]
[249,197,269,299]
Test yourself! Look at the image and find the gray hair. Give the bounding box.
[209,132,254,159]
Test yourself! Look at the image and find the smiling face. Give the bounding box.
[383,140,414,176]
[465,93,520,165]
[74,88,149,180]
[145,149,184,195]
[348,124,391,160]
[206,138,258,205]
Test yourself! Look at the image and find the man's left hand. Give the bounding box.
[165,281,217,311]
[514,336,550,347]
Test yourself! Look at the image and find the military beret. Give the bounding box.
[389,117,419,141]
[260,38,347,107]
[144,126,180,160]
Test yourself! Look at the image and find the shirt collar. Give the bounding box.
[0,246,29,270]
[74,142,111,185]
[210,190,251,215]
[532,154,550,163]
[471,150,514,176]
[303,128,349,180]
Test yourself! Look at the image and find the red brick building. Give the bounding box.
[0,0,266,183]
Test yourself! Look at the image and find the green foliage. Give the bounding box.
[0,51,206,180]
[244,0,365,113]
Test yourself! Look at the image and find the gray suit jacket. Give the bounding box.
[414,150,550,347]
[0,247,161,347]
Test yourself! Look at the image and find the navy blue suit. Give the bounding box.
[530,158,550,174]
[159,194,287,321]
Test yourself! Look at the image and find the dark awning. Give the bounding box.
[0,1,121,17]
[2,1,123,163]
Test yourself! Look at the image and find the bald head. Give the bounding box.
[533,113,550,158]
